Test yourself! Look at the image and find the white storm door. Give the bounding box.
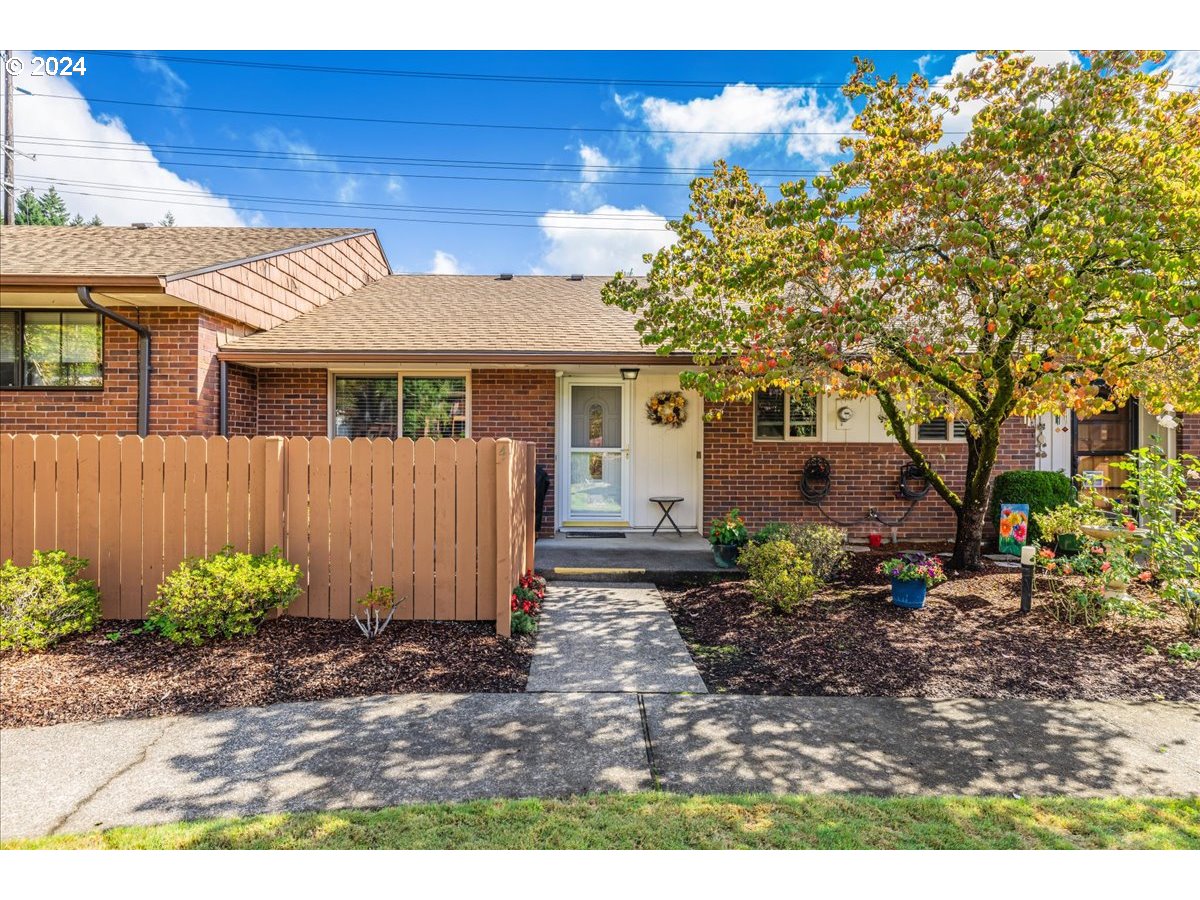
[566,381,629,522]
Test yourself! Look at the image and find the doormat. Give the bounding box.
[564,532,627,539]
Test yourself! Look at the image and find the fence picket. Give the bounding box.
[185,436,208,559]
[55,435,79,559]
[455,439,478,620]
[141,436,165,615]
[33,434,57,556]
[162,437,187,579]
[328,437,352,620]
[206,437,229,553]
[307,438,331,618]
[227,436,250,550]
[119,436,143,619]
[0,435,13,564]
[248,436,266,554]
[287,437,310,616]
[371,439,393,605]
[413,438,436,619]
[76,435,100,584]
[392,438,415,619]
[96,435,122,618]
[350,438,373,609]
[476,439,497,623]
[434,438,456,621]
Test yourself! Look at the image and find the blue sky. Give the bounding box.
[9,49,1197,274]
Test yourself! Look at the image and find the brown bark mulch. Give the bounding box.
[660,553,1200,701]
[1,618,533,729]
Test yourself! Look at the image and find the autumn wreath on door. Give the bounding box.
[646,390,688,428]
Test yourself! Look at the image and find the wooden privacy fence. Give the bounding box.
[0,434,535,635]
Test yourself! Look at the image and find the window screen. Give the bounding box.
[402,376,468,439]
[334,376,398,438]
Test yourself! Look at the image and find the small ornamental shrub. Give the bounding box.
[1166,642,1200,662]
[989,470,1076,545]
[148,546,301,645]
[876,552,946,588]
[1033,502,1107,551]
[708,508,749,547]
[510,570,546,635]
[788,523,849,583]
[354,586,401,638]
[0,551,101,651]
[737,540,819,614]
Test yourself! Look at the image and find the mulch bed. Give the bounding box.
[1,618,533,729]
[661,552,1200,701]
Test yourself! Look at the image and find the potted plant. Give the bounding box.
[876,552,946,609]
[708,508,749,569]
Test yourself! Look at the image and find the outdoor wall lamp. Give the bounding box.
[620,368,640,381]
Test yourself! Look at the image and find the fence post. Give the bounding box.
[494,438,512,637]
[525,444,537,574]
[264,436,286,552]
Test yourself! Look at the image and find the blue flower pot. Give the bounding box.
[890,578,927,609]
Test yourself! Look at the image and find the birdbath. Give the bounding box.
[1079,523,1147,600]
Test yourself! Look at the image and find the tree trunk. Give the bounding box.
[950,493,988,570]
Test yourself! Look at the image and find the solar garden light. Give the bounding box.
[1020,545,1036,613]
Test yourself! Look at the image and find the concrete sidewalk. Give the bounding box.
[3,694,1197,840]
[525,582,707,693]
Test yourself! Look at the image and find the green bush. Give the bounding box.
[989,470,1075,545]
[788,523,849,582]
[737,540,820,614]
[148,546,301,646]
[0,551,101,651]
[750,522,791,545]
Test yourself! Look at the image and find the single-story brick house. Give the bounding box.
[3,225,1193,539]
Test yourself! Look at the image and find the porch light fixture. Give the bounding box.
[620,368,640,381]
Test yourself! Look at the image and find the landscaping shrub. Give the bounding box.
[148,546,301,645]
[750,522,791,545]
[788,523,849,582]
[989,470,1075,545]
[0,551,101,651]
[737,540,819,614]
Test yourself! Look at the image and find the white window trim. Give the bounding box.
[752,389,822,443]
[326,370,472,439]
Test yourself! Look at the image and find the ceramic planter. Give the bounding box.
[712,543,742,569]
[890,577,928,609]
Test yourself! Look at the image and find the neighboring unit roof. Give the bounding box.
[0,225,374,282]
[222,274,682,363]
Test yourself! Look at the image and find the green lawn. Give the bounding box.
[5,794,1198,850]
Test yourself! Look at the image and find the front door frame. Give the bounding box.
[558,374,631,529]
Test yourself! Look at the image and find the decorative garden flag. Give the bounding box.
[998,503,1030,557]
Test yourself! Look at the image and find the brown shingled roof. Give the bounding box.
[0,225,372,280]
[222,274,682,362]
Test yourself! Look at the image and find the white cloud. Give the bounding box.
[915,53,942,76]
[570,143,612,205]
[536,206,676,276]
[384,177,407,197]
[132,53,188,106]
[637,83,855,168]
[335,176,361,203]
[6,52,244,225]
[430,250,463,274]
[1159,50,1200,91]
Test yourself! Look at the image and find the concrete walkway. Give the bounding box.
[3,695,1197,839]
[525,582,707,693]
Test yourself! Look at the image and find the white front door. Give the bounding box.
[564,379,629,524]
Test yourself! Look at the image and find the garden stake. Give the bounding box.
[1020,545,1035,613]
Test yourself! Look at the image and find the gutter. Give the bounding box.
[216,349,695,367]
[77,286,151,437]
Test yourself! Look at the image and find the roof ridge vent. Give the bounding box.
[130,222,153,229]
[497,273,513,280]
[568,274,584,281]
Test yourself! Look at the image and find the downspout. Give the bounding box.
[218,359,229,437]
[77,286,151,437]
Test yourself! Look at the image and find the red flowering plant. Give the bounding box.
[510,570,547,635]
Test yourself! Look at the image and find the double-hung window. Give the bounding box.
[332,374,468,439]
[0,310,104,388]
[753,387,819,440]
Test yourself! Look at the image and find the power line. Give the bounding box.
[81,50,1200,92]
[18,174,681,220]
[23,89,888,136]
[15,133,831,177]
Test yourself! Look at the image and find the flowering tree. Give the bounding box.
[604,51,1200,569]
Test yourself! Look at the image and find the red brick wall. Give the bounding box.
[470,368,557,536]
[254,368,328,437]
[702,402,1037,540]
[226,363,259,436]
[0,308,252,435]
